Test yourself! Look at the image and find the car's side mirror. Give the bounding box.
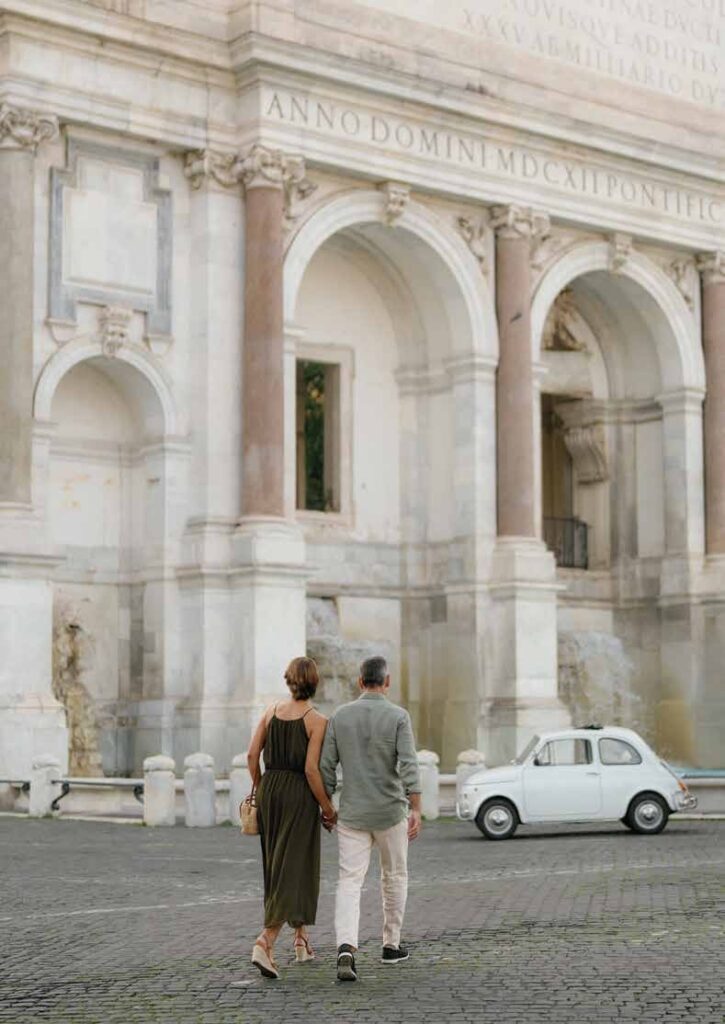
[533,756,542,766]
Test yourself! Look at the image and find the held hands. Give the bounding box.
[321,805,338,832]
[407,809,422,842]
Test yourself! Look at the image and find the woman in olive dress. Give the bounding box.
[246,656,337,979]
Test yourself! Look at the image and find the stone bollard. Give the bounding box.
[143,755,176,826]
[29,754,62,818]
[456,749,487,799]
[184,753,216,827]
[417,749,440,821]
[229,754,252,827]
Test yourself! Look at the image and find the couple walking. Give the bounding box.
[246,654,422,982]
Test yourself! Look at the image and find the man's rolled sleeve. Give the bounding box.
[319,716,339,796]
[396,711,421,796]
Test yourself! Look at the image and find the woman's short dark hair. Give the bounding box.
[285,656,320,701]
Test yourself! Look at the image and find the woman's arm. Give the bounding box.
[246,709,271,789]
[305,715,337,823]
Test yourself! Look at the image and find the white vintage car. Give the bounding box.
[457,726,697,840]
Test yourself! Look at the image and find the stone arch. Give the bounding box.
[34,338,180,435]
[285,188,497,362]
[531,240,704,393]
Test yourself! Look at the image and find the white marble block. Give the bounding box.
[417,749,440,821]
[28,754,61,818]
[143,754,176,827]
[456,750,487,799]
[184,752,216,827]
[229,754,252,826]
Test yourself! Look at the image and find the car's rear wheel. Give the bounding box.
[475,798,519,840]
[625,793,669,835]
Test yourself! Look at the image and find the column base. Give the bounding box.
[485,536,570,764]
[231,516,308,727]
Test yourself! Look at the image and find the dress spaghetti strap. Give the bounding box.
[301,706,314,719]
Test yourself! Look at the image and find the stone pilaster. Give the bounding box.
[0,106,67,779]
[0,104,58,504]
[697,251,725,555]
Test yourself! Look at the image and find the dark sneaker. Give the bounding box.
[381,944,410,964]
[337,944,358,982]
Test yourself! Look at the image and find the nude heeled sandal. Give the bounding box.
[294,935,315,963]
[252,936,280,979]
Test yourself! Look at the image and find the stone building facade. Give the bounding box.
[1,0,724,777]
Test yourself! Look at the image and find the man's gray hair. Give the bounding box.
[360,655,388,687]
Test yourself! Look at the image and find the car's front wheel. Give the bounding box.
[475,798,519,840]
[625,793,669,835]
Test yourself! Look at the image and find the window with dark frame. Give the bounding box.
[295,359,341,513]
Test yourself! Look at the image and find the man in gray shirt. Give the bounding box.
[320,655,422,982]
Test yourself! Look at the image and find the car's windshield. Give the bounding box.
[513,735,540,764]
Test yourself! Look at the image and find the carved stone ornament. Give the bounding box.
[184,149,243,190]
[531,233,566,271]
[239,143,317,228]
[696,250,725,286]
[98,305,132,357]
[608,233,633,274]
[489,204,550,240]
[668,257,695,310]
[379,181,410,225]
[457,215,489,273]
[542,289,587,352]
[0,103,58,151]
[563,424,608,484]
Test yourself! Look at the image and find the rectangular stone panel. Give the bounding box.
[49,138,172,334]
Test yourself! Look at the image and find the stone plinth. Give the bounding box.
[143,755,176,827]
[28,754,61,818]
[417,749,440,821]
[183,752,216,827]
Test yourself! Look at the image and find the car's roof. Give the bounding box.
[536,726,648,745]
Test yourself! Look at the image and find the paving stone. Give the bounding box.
[0,818,723,1022]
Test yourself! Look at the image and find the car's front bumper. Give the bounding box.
[456,792,474,820]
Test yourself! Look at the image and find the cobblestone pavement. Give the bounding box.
[1,815,723,1023]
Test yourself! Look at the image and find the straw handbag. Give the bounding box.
[240,791,258,835]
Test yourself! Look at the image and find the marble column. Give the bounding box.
[0,104,56,503]
[491,204,549,538]
[239,144,312,518]
[229,145,312,746]
[485,204,568,763]
[0,104,68,778]
[697,251,725,555]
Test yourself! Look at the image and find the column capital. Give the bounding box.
[184,148,243,190]
[239,143,311,193]
[696,250,725,286]
[0,103,58,152]
[490,203,549,240]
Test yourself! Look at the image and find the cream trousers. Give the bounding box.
[334,818,409,950]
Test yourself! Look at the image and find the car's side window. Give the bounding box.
[599,738,642,765]
[536,739,592,766]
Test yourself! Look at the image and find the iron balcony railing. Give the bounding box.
[543,516,589,570]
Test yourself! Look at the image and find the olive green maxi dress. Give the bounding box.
[256,711,321,927]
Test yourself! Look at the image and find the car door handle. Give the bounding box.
[586,772,600,776]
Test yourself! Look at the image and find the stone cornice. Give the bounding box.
[696,251,725,286]
[490,204,549,241]
[0,103,58,151]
